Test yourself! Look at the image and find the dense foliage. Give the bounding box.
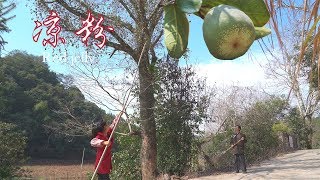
[155,60,210,175]
[111,122,142,180]
[0,51,105,159]
[0,122,27,179]
[312,118,320,149]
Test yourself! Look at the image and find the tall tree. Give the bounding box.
[264,1,320,149]
[265,26,320,149]
[155,58,210,175]
[31,0,163,178]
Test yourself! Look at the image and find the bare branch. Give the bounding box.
[118,0,138,23]
[42,0,134,55]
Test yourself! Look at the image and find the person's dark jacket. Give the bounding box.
[230,133,247,154]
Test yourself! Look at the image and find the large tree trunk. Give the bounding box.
[139,59,157,179]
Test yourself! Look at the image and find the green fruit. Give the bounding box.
[203,5,256,60]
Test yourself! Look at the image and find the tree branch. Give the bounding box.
[78,0,135,33]
[151,30,163,49]
[43,0,134,55]
[118,0,138,23]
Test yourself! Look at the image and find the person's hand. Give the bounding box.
[241,137,245,141]
[102,140,110,146]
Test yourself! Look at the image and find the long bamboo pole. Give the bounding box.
[91,43,146,180]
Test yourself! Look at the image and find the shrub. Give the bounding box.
[0,122,27,179]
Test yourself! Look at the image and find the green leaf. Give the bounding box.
[254,26,271,40]
[196,0,270,27]
[164,5,189,59]
[177,0,203,13]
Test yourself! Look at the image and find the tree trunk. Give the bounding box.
[139,60,157,179]
[291,135,299,149]
[305,116,313,149]
[282,133,290,151]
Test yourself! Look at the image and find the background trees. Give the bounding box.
[201,96,282,170]
[0,51,105,160]
[265,20,320,149]
[263,0,320,149]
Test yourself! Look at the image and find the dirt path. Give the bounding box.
[191,149,320,180]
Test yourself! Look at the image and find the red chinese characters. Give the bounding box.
[75,11,114,49]
[32,11,66,48]
[32,10,114,49]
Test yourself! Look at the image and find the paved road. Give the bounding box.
[191,149,320,180]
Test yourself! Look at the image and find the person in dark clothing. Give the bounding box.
[230,125,247,173]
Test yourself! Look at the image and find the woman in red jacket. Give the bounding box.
[90,120,116,180]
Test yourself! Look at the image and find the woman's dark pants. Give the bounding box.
[97,173,110,180]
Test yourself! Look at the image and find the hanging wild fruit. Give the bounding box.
[163,0,271,60]
[203,5,256,60]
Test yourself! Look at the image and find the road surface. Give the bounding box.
[191,149,320,180]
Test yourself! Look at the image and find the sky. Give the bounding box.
[2,1,274,111]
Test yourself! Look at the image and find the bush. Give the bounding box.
[243,121,279,163]
[272,122,291,134]
[155,60,210,176]
[110,124,141,180]
[0,122,27,179]
[312,118,320,149]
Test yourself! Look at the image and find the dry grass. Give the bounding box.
[21,160,95,180]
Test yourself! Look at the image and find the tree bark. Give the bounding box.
[305,116,313,149]
[138,59,157,179]
[291,135,299,149]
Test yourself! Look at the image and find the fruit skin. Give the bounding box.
[203,5,256,60]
